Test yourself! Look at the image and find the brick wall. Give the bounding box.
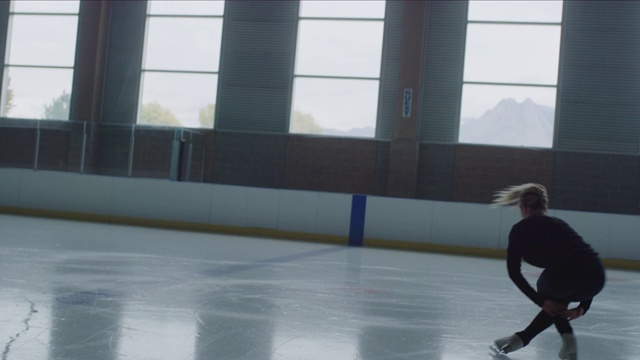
[37,128,70,172]
[416,143,456,200]
[284,135,378,194]
[372,141,390,196]
[0,128,36,169]
[213,131,287,188]
[66,122,88,173]
[452,145,554,204]
[552,151,640,214]
[3,122,639,215]
[131,128,174,179]
[179,131,209,182]
[86,125,133,177]
[201,131,216,183]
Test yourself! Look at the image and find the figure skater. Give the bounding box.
[491,183,605,360]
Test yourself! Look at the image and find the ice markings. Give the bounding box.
[200,246,345,277]
[2,300,37,360]
[54,290,117,308]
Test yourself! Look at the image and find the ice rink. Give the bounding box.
[1,214,638,360]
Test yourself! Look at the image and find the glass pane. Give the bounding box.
[6,14,78,67]
[1,67,73,120]
[148,0,224,16]
[468,0,563,23]
[138,72,218,128]
[300,0,385,19]
[463,24,561,85]
[143,17,223,72]
[459,84,556,148]
[295,20,383,78]
[291,77,378,138]
[12,0,80,14]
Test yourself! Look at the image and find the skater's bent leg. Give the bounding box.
[555,317,573,335]
[516,310,555,346]
[537,268,573,299]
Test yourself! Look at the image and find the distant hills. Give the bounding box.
[459,98,554,147]
[321,126,375,138]
[314,98,554,146]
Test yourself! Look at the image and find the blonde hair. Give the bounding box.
[492,183,548,210]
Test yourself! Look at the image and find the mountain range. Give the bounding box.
[459,98,554,147]
[317,98,554,146]
[322,126,375,138]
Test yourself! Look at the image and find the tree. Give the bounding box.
[198,103,215,128]
[3,76,14,116]
[139,101,183,127]
[290,110,323,134]
[5,88,13,115]
[43,90,70,120]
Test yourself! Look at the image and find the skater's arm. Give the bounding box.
[506,253,545,307]
[565,306,584,320]
[542,299,567,316]
[577,298,592,314]
[506,227,546,307]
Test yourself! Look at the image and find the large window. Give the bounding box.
[138,0,224,129]
[459,1,563,148]
[0,0,80,120]
[291,1,385,138]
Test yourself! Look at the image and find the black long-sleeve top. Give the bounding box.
[507,214,601,312]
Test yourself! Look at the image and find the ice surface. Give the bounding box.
[0,214,638,360]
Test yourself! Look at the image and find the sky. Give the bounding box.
[292,14,384,132]
[2,1,78,119]
[462,1,563,120]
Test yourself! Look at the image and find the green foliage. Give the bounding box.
[291,110,322,134]
[139,101,182,127]
[43,90,70,120]
[5,88,13,115]
[4,76,14,115]
[198,103,215,128]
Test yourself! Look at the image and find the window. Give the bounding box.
[290,0,385,138]
[459,1,563,148]
[138,0,224,128]
[0,0,80,120]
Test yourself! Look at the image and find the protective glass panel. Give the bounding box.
[463,24,561,85]
[148,0,224,16]
[468,0,563,23]
[6,14,79,67]
[290,77,378,138]
[300,0,385,19]
[1,67,74,120]
[138,72,218,129]
[459,84,556,148]
[12,0,80,14]
[143,17,223,72]
[295,20,383,78]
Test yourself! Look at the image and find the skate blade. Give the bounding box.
[489,344,504,355]
[489,344,509,358]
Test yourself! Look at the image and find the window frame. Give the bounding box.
[137,1,225,129]
[458,3,563,148]
[0,1,80,120]
[290,2,386,138]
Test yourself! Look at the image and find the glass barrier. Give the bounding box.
[0,117,208,182]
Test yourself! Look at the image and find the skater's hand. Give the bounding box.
[542,299,567,316]
[565,306,584,320]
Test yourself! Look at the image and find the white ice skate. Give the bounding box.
[491,334,524,355]
[558,333,577,360]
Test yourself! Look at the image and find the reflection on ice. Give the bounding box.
[196,286,275,360]
[0,214,639,360]
[50,288,122,360]
[118,310,196,360]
